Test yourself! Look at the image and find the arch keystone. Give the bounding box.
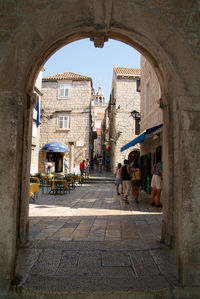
[90,32,108,48]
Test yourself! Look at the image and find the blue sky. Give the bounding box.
[43,38,141,102]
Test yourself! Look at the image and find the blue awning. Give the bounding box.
[145,124,163,135]
[120,132,146,152]
[120,124,163,152]
[42,142,68,153]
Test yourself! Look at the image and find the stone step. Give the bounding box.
[18,286,200,299]
[20,283,174,299]
[83,178,115,184]
[84,180,115,184]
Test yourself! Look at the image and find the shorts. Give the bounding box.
[115,177,121,184]
[151,174,162,190]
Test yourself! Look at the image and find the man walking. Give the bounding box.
[120,159,131,202]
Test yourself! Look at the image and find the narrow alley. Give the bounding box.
[14,172,178,298]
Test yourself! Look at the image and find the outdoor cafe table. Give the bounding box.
[29,183,39,200]
[30,177,40,184]
[40,174,54,194]
[65,175,83,187]
[49,179,69,195]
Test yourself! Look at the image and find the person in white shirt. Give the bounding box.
[64,158,69,175]
[85,159,90,178]
[115,163,123,195]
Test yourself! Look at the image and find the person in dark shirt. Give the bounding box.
[120,159,131,202]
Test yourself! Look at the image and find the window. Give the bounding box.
[59,83,69,98]
[58,115,70,129]
[136,79,141,92]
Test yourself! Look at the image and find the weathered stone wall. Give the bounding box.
[39,80,92,172]
[110,72,141,172]
[140,55,163,168]
[140,56,162,133]
[92,104,107,156]
[0,0,200,291]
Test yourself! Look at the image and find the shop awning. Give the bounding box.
[42,142,68,152]
[120,124,163,152]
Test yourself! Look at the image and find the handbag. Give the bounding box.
[132,168,142,186]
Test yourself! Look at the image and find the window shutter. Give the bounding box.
[65,89,68,97]
[59,116,63,128]
[60,88,64,97]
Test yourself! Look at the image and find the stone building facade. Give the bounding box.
[1,1,200,292]
[39,72,92,173]
[91,85,107,158]
[108,67,141,172]
[101,106,110,170]
[139,56,163,193]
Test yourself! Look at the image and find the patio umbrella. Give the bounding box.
[42,142,68,152]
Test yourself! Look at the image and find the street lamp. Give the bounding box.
[130,110,141,119]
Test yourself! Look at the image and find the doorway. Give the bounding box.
[128,150,140,164]
[46,152,63,173]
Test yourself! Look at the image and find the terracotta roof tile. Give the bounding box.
[114,67,141,77]
[43,72,92,81]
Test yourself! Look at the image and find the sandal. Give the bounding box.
[156,204,163,208]
[151,202,155,206]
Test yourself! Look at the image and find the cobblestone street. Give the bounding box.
[14,173,179,298]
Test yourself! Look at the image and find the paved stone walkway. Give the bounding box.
[13,173,180,298]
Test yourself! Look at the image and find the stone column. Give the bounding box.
[0,91,32,290]
[19,93,35,245]
[69,142,74,173]
[175,104,200,285]
[161,103,174,246]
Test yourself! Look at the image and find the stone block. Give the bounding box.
[102,251,131,267]
[181,111,200,131]
[30,249,62,275]
[129,250,160,277]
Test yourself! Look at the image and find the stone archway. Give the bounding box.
[0,0,200,291]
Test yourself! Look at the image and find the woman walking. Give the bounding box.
[130,160,141,203]
[151,153,163,207]
[115,163,123,195]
